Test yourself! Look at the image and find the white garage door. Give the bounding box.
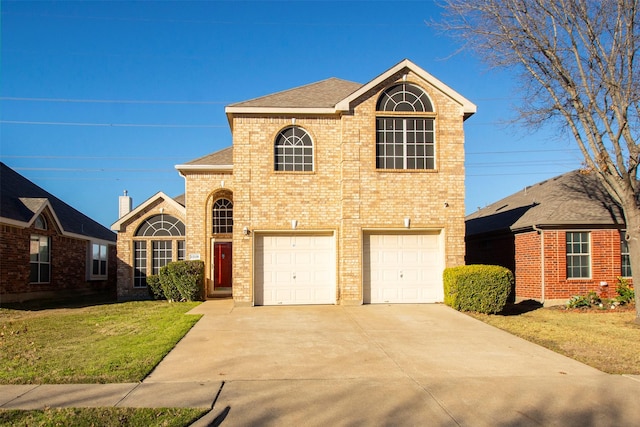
[364,231,444,304]
[255,234,336,305]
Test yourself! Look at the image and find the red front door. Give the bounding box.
[214,242,232,289]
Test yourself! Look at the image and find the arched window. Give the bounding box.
[34,214,47,230]
[212,198,233,234]
[135,214,185,237]
[376,83,435,170]
[133,214,185,288]
[274,126,313,172]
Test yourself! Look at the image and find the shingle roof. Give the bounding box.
[227,78,362,109]
[173,194,186,206]
[466,170,625,236]
[183,146,232,166]
[0,162,116,242]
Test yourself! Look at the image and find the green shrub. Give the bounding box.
[443,265,513,314]
[169,261,204,301]
[616,277,635,305]
[146,275,164,300]
[567,294,593,309]
[158,261,204,302]
[159,266,182,302]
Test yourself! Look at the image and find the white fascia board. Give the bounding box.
[0,217,29,228]
[224,106,337,115]
[174,164,233,172]
[1,216,114,244]
[111,191,186,231]
[27,199,66,235]
[335,59,477,117]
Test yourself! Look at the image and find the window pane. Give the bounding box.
[30,263,39,283]
[39,237,49,262]
[40,264,50,283]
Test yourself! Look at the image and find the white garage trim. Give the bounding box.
[254,232,336,305]
[363,230,444,304]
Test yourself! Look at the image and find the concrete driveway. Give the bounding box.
[145,300,640,426]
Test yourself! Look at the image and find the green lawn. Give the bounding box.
[0,407,207,427]
[0,301,201,384]
[468,304,640,374]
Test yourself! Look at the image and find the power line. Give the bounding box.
[0,120,226,128]
[0,96,228,105]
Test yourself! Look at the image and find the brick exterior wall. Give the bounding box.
[114,197,186,300]
[183,172,233,297]
[467,228,632,305]
[0,209,116,305]
[223,71,467,305]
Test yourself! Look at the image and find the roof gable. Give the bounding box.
[111,191,186,232]
[0,162,116,242]
[336,59,476,119]
[225,59,476,119]
[466,170,625,236]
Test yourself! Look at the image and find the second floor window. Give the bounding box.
[274,126,313,172]
[376,83,435,170]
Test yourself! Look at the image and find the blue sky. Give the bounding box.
[1,1,584,228]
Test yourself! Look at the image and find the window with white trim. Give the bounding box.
[134,241,147,288]
[212,198,233,234]
[621,232,632,277]
[376,83,435,170]
[133,214,185,287]
[566,232,590,278]
[274,126,313,171]
[30,235,50,283]
[90,243,108,279]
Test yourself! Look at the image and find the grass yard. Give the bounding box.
[0,301,201,384]
[468,304,640,375]
[0,407,207,427]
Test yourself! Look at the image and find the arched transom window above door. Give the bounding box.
[212,198,233,234]
[376,83,436,170]
[274,126,314,172]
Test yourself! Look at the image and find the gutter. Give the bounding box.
[532,225,545,304]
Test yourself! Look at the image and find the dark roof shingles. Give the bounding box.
[0,163,116,242]
[466,170,625,236]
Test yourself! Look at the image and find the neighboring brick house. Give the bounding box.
[466,170,632,306]
[114,59,476,305]
[0,162,117,305]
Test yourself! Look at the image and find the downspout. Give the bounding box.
[532,225,545,305]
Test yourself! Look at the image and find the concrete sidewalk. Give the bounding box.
[2,300,640,426]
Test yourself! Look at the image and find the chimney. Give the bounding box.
[119,190,132,218]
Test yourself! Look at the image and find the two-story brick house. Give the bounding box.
[114,59,476,305]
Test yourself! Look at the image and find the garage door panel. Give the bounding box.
[364,232,443,304]
[255,234,336,306]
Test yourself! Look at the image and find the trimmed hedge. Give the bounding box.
[146,275,164,300]
[443,265,513,314]
[158,261,204,302]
